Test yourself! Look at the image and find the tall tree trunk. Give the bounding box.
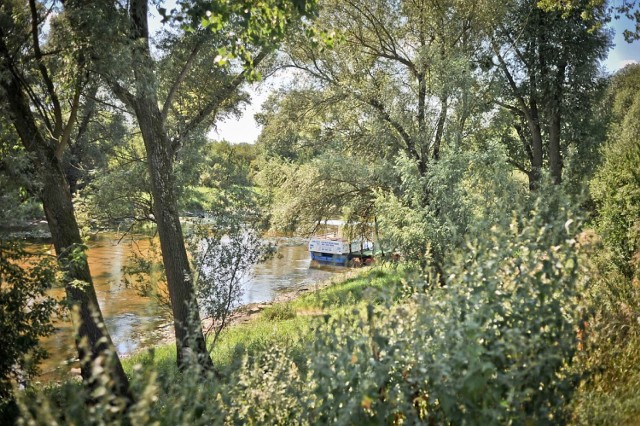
[548,60,566,185]
[131,95,213,369]
[0,55,131,401]
[416,72,428,177]
[548,102,562,185]
[527,99,544,191]
[122,0,212,370]
[432,95,448,161]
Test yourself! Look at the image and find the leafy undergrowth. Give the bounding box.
[19,207,591,424]
[124,266,408,382]
[23,266,403,424]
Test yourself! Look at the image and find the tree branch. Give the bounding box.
[161,37,205,122]
[491,38,533,122]
[176,49,268,145]
[56,77,83,159]
[29,0,63,138]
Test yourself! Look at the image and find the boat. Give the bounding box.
[308,220,375,266]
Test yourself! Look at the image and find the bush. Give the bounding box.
[590,64,640,280]
[568,64,640,424]
[0,242,57,418]
[15,195,586,424]
[220,197,584,424]
[262,303,297,321]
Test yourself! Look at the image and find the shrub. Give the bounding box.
[15,195,585,425]
[0,242,57,418]
[219,196,584,424]
[262,303,297,321]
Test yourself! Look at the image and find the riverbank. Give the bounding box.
[32,235,337,381]
[122,266,403,379]
[130,266,372,358]
[4,257,405,424]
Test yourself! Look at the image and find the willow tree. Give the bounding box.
[489,0,610,189]
[258,0,498,272]
[0,0,130,398]
[66,0,317,369]
[282,0,492,185]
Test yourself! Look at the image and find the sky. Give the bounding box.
[151,7,639,145]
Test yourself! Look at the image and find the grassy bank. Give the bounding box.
[122,266,407,387]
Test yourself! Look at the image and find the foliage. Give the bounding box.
[489,0,610,188]
[0,125,42,227]
[568,64,640,425]
[165,0,322,80]
[75,134,153,229]
[569,230,640,425]
[0,242,57,415]
[376,143,527,268]
[3,0,639,423]
[262,303,297,321]
[15,197,586,424]
[538,0,640,42]
[194,155,272,341]
[257,153,390,235]
[284,196,581,424]
[191,211,273,348]
[590,64,640,279]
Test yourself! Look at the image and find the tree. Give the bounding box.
[255,89,394,236]
[283,0,485,184]
[0,0,131,399]
[489,0,610,189]
[258,0,499,271]
[66,0,317,369]
[538,0,640,42]
[591,63,640,279]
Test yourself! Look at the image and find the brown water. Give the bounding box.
[36,234,337,382]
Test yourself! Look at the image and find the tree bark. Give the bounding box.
[130,94,213,369]
[548,101,562,185]
[0,45,131,401]
[123,0,213,370]
[527,99,544,191]
[432,95,448,161]
[548,60,566,185]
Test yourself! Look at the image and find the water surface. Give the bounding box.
[37,234,336,382]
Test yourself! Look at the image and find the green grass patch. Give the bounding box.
[123,267,405,379]
[292,266,407,311]
[262,303,297,321]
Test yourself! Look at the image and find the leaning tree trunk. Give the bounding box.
[123,0,213,370]
[0,62,131,401]
[131,95,213,370]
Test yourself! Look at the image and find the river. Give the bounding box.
[36,233,338,382]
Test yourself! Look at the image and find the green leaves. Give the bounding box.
[166,0,320,79]
[591,64,640,279]
[0,242,57,404]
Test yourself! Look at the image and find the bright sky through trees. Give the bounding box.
[148,4,639,145]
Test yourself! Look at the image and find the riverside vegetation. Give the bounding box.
[1,0,640,424]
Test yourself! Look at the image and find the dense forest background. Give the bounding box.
[1,0,639,424]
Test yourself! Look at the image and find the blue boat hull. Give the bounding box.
[310,251,349,265]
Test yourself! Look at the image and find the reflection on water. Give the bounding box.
[242,242,340,305]
[38,234,337,382]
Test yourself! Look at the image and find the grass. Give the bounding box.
[121,266,407,382]
[17,265,407,425]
